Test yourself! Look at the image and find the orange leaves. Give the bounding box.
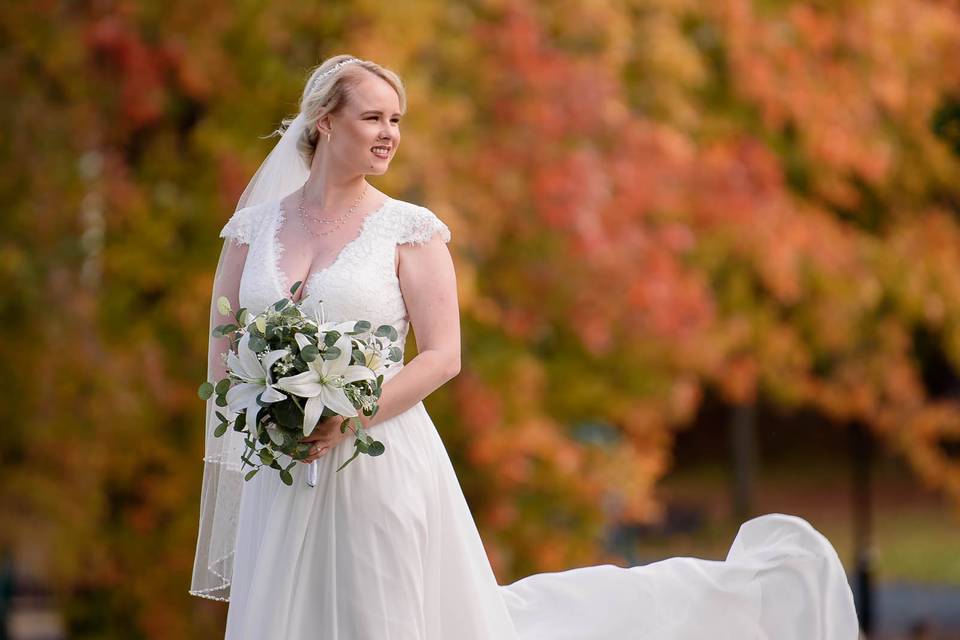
[7,0,960,630]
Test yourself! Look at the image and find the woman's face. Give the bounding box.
[321,72,402,176]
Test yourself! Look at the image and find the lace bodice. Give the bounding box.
[219,196,451,376]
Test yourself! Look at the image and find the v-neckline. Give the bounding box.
[272,195,394,303]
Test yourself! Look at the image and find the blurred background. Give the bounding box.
[2,0,959,638]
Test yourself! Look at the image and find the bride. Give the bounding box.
[191,55,860,639]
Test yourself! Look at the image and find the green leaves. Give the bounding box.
[323,331,341,347]
[197,382,214,400]
[213,410,231,437]
[321,346,341,360]
[256,448,276,466]
[375,324,398,341]
[212,323,239,338]
[300,344,320,362]
[349,320,371,334]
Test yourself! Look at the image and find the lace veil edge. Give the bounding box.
[190,112,310,602]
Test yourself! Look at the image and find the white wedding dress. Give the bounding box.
[216,195,859,639]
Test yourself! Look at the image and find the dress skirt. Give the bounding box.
[224,400,858,640]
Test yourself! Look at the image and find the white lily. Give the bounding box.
[275,332,376,436]
[362,344,385,373]
[225,333,289,439]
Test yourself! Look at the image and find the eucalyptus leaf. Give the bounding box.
[244,468,258,481]
[322,346,341,360]
[301,345,320,362]
[368,441,385,456]
[323,331,341,346]
[198,382,214,400]
[273,401,301,429]
[248,335,268,352]
[214,422,228,437]
[336,448,361,472]
[279,469,293,485]
[352,320,371,333]
[375,324,399,341]
[215,323,239,335]
[215,395,228,407]
[215,379,231,395]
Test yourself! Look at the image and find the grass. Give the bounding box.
[627,455,960,584]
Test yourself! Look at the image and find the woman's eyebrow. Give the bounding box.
[360,109,402,116]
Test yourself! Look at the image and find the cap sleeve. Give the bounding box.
[219,204,260,246]
[397,205,451,246]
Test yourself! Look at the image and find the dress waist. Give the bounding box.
[380,362,404,383]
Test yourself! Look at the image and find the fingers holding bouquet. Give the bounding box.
[300,415,351,463]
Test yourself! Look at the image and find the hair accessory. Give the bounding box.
[308,58,362,94]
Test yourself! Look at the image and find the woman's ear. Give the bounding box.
[316,115,332,138]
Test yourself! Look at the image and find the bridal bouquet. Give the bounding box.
[197,281,402,485]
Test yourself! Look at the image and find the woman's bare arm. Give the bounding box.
[361,233,460,429]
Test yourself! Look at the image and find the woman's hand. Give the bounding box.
[299,415,349,463]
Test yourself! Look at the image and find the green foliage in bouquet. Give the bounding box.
[198,281,403,483]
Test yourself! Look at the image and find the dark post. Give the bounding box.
[850,421,874,635]
[729,403,757,521]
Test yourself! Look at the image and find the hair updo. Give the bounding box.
[273,55,406,169]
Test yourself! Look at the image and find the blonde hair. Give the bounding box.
[270,55,406,169]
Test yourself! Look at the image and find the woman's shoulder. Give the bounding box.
[383,197,451,246]
[219,199,277,246]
